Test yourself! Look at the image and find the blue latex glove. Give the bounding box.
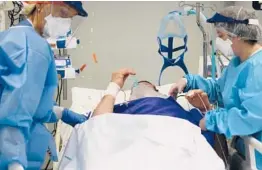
[61,108,88,127]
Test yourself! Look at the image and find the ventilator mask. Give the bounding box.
[157,11,189,85]
[43,14,72,38]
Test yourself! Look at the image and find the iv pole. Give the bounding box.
[179,1,215,78]
[196,3,208,78]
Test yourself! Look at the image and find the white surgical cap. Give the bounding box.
[215,6,262,41]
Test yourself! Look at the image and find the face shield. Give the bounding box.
[207,6,262,42]
[22,1,87,41]
[42,2,79,39]
[129,83,167,101]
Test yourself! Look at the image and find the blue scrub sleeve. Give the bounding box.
[183,74,220,103]
[205,64,262,138]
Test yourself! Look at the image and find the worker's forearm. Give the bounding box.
[93,95,116,117]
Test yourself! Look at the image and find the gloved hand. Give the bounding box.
[168,78,187,97]
[61,109,88,127]
[185,89,212,112]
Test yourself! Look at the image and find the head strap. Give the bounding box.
[157,11,189,85]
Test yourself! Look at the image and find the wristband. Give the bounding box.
[104,82,121,98]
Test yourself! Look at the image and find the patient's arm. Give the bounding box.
[92,68,136,117]
[93,95,116,117]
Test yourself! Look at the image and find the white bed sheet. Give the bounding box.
[57,84,193,166]
[59,114,225,170]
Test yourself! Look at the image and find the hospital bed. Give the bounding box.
[53,84,262,170]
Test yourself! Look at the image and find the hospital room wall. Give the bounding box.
[62,1,225,108]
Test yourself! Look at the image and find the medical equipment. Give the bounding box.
[131,76,139,88]
[157,3,217,84]
[157,11,188,85]
[178,1,216,78]
[7,2,23,27]
[53,56,86,168]
[52,42,86,170]
[52,33,86,101]
[0,1,14,31]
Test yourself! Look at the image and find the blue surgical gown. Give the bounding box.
[184,49,262,169]
[0,20,58,169]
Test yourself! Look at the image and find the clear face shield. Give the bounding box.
[25,1,86,49]
[41,2,77,39]
[209,6,262,42]
[129,83,167,101]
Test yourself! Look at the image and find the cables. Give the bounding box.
[192,93,229,169]
[52,79,63,136]
[8,1,23,27]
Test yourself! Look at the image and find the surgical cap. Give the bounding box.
[214,6,262,41]
[20,2,36,16]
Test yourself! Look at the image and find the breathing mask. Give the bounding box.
[129,83,167,101]
[43,14,72,38]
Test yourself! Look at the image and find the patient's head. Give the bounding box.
[132,81,158,92]
[129,80,166,100]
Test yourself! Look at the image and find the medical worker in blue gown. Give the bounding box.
[0,1,88,170]
[169,6,262,169]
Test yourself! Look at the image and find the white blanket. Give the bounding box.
[59,114,225,170]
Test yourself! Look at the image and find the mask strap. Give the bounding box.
[168,37,173,59]
[158,35,189,85]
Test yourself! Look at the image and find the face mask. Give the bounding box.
[216,37,234,56]
[129,83,167,101]
[43,14,72,38]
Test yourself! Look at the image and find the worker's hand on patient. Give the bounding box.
[111,68,136,88]
[168,78,187,97]
[61,109,88,127]
[186,89,212,113]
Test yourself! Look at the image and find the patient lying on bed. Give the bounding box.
[59,69,225,170]
[94,80,215,146]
